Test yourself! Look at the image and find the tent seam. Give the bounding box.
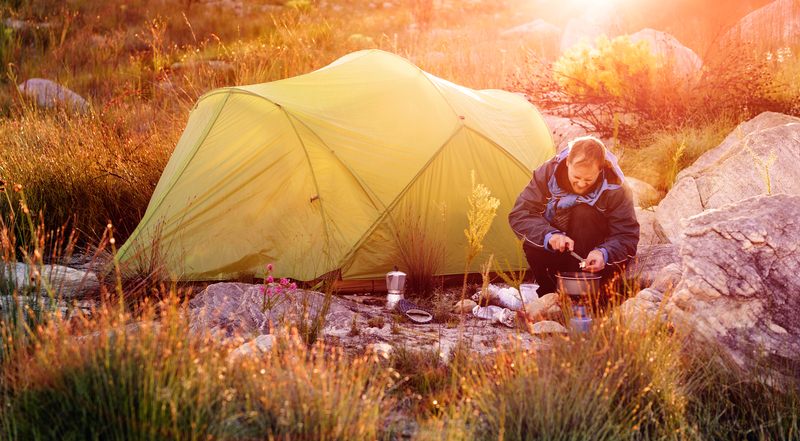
[117,90,231,259]
[333,124,464,273]
[337,126,538,277]
[281,108,334,264]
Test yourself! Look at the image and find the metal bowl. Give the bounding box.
[556,272,601,298]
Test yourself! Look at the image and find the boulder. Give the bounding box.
[665,194,800,385]
[655,112,800,245]
[627,29,701,79]
[227,335,276,362]
[626,177,660,208]
[725,0,800,50]
[188,282,356,340]
[618,263,682,331]
[635,207,666,247]
[18,79,90,113]
[501,19,561,59]
[452,299,478,313]
[531,320,568,335]
[523,292,564,323]
[626,244,681,288]
[560,1,625,54]
[540,113,614,154]
[4,262,100,298]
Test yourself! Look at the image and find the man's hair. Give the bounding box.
[567,136,606,168]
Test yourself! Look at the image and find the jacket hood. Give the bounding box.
[556,145,626,190]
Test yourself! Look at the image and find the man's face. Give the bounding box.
[567,159,602,195]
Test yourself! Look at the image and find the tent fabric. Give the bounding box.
[117,50,555,281]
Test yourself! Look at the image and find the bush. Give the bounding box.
[514,35,797,141]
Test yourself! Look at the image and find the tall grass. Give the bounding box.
[619,118,736,191]
[0,291,394,440]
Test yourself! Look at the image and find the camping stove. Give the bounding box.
[385,266,406,310]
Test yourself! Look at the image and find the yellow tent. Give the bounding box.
[117,50,555,281]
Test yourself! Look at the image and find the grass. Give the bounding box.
[619,118,736,191]
[1,205,798,439]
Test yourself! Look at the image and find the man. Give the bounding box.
[509,136,639,296]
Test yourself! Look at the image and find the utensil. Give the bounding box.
[569,251,587,269]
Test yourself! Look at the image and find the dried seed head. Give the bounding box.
[13,184,23,192]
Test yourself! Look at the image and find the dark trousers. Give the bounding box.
[523,204,627,299]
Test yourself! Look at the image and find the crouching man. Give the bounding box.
[509,136,639,297]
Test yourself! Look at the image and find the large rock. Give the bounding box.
[635,207,667,247]
[540,113,615,154]
[725,0,800,50]
[523,292,564,323]
[665,194,800,385]
[618,263,682,331]
[188,282,356,339]
[3,262,100,298]
[627,29,701,79]
[626,244,681,288]
[655,112,800,245]
[18,79,90,112]
[560,1,625,54]
[627,177,660,208]
[501,19,561,59]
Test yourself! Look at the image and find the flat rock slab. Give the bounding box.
[188,282,358,338]
[189,283,545,359]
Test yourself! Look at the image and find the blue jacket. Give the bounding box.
[508,148,639,265]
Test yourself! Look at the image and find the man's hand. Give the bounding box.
[548,234,574,252]
[584,249,605,272]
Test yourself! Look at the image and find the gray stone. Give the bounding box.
[656,112,800,245]
[618,263,681,331]
[188,282,356,340]
[635,207,665,247]
[531,320,568,335]
[523,292,563,323]
[725,0,800,50]
[452,299,478,313]
[4,262,100,298]
[627,29,701,79]
[540,113,613,154]
[627,177,661,208]
[18,79,90,113]
[560,1,624,54]
[626,244,681,288]
[650,262,683,294]
[665,194,800,386]
[501,19,561,59]
[654,177,704,244]
[227,334,276,361]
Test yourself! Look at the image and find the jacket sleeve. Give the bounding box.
[599,182,640,264]
[508,160,561,248]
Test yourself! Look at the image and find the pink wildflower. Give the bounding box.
[267,275,274,283]
[280,278,289,286]
[289,282,297,291]
[259,286,265,293]
[275,286,283,294]
[267,263,274,272]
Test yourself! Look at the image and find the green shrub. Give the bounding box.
[517,35,796,141]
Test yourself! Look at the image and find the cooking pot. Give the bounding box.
[556,272,601,299]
